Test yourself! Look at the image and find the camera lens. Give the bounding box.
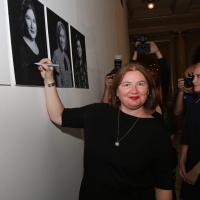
[184,77,194,88]
[114,55,122,69]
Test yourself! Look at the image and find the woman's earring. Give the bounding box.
[147,94,151,100]
[115,95,120,101]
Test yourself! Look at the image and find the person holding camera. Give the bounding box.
[173,65,196,118]
[101,55,122,104]
[131,42,172,132]
[179,63,200,200]
[101,68,117,104]
[131,41,170,103]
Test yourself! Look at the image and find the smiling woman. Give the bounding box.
[116,70,149,112]
[111,62,157,112]
[7,0,48,86]
[17,0,43,86]
[38,59,174,200]
[52,20,73,87]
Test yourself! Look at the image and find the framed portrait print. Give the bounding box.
[70,25,89,89]
[47,8,73,88]
[7,0,48,86]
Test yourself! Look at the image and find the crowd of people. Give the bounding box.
[37,40,200,199]
[8,0,199,199]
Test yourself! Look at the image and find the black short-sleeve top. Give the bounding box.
[62,103,173,199]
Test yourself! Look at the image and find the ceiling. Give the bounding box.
[127,0,200,38]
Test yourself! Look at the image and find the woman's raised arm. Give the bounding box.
[38,58,64,125]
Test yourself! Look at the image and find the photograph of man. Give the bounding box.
[7,0,48,86]
[47,8,73,88]
[70,26,89,89]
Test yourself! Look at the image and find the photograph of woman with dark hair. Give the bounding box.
[71,26,89,88]
[52,21,73,87]
[7,0,48,86]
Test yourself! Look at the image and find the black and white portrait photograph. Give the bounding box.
[7,0,48,86]
[70,26,89,89]
[47,8,73,88]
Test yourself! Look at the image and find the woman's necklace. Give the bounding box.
[115,109,143,146]
[196,98,200,104]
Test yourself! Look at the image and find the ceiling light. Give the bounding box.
[147,3,154,9]
[143,0,158,9]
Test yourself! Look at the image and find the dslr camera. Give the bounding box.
[106,55,122,78]
[135,34,151,54]
[114,55,122,70]
[184,72,194,88]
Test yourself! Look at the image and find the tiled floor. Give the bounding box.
[173,133,182,200]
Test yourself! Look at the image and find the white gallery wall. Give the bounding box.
[0,0,129,199]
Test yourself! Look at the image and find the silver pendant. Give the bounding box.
[115,142,119,146]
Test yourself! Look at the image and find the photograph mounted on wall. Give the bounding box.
[7,0,48,86]
[47,8,73,88]
[0,0,11,85]
[70,26,89,89]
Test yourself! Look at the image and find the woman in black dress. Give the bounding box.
[179,64,200,200]
[38,59,173,199]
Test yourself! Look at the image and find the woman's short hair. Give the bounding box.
[111,62,157,109]
[20,0,37,36]
[56,21,67,51]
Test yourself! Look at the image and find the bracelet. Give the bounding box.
[48,82,56,87]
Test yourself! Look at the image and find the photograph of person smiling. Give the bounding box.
[52,21,73,87]
[46,8,73,88]
[7,0,48,86]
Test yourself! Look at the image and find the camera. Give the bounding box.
[135,34,151,54]
[106,55,122,78]
[114,55,122,69]
[184,72,194,88]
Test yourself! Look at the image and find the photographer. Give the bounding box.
[101,68,118,104]
[101,55,122,104]
[179,63,200,200]
[173,65,196,118]
[131,41,170,103]
[131,41,172,134]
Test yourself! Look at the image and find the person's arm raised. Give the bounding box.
[101,75,113,104]
[131,41,140,61]
[174,78,185,117]
[38,58,64,126]
[149,42,163,59]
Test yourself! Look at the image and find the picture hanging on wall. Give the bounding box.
[7,0,48,86]
[70,26,89,89]
[46,8,73,88]
[0,1,11,85]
